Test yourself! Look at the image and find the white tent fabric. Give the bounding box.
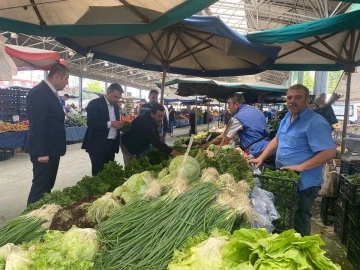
[0,35,17,81]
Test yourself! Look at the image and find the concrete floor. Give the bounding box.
[0,122,219,224]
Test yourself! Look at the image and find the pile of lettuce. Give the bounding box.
[0,227,99,270]
[169,228,340,270]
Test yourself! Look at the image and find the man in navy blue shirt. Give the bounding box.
[249,84,336,236]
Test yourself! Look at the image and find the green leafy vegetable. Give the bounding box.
[168,155,201,181]
[87,193,122,223]
[222,228,341,270]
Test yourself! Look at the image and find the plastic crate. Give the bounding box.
[337,192,348,211]
[340,173,360,205]
[348,203,360,227]
[258,174,299,206]
[347,236,360,270]
[272,204,296,232]
[320,196,336,225]
[0,149,14,161]
[340,159,360,175]
[334,219,349,246]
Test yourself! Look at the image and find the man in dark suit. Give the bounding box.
[82,83,124,176]
[25,63,69,205]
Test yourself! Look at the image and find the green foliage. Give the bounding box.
[328,71,343,93]
[64,113,87,127]
[85,81,104,92]
[23,162,126,214]
[262,168,300,181]
[303,71,314,91]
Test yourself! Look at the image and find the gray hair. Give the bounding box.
[107,83,124,94]
[228,93,246,104]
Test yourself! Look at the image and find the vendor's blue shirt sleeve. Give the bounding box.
[306,120,335,153]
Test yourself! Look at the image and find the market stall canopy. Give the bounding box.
[57,16,281,77]
[246,9,360,72]
[0,0,217,37]
[82,89,136,100]
[159,78,287,102]
[5,44,61,71]
[164,94,203,103]
[57,15,281,104]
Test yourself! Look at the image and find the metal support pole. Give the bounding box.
[314,71,328,97]
[341,72,352,154]
[207,103,210,132]
[195,94,198,134]
[78,76,83,109]
[298,71,304,84]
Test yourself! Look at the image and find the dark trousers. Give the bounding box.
[294,186,320,236]
[89,139,117,176]
[27,155,60,205]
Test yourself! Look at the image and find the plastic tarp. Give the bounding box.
[246,10,360,71]
[57,16,281,77]
[5,45,60,71]
[0,0,217,37]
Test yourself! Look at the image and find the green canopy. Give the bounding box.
[246,9,360,71]
[0,0,217,37]
[158,78,287,103]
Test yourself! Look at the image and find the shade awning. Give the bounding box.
[0,1,218,37]
[246,9,360,71]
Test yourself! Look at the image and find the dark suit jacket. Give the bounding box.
[82,96,120,154]
[25,81,66,157]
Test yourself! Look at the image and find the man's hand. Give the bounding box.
[200,142,211,150]
[111,121,124,129]
[280,165,304,172]
[248,157,264,169]
[212,134,224,145]
[38,156,49,163]
[170,150,182,156]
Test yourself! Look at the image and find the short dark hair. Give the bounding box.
[47,63,69,78]
[150,103,165,114]
[63,94,70,98]
[288,84,310,98]
[149,89,159,96]
[228,93,246,104]
[107,83,124,94]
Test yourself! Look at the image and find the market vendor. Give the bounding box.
[121,103,181,165]
[201,93,269,158]
[249,84,336,236]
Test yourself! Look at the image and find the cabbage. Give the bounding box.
[158,168,169,179]
[159,174,177,186]
[87,193,122,223]
[0,244,24,270]
[4,250,33,270]
[168,156,200,181]
[60,227,99,261]
[168,230,230,270]
[113,171,155,202]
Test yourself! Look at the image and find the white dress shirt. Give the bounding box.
[105,97,117,139]
[44,80,59,98]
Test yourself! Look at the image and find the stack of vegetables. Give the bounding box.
[169,228,340,269]
[0,143,341,269]
[64,113,87,127]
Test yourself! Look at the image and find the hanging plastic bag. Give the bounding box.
[250,186,280,233]
[319,159,338,197]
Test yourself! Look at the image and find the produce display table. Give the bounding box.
[0,126,88,149]
[65,126,87,142]
[175,119,190,127]
[0,130,27,149]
